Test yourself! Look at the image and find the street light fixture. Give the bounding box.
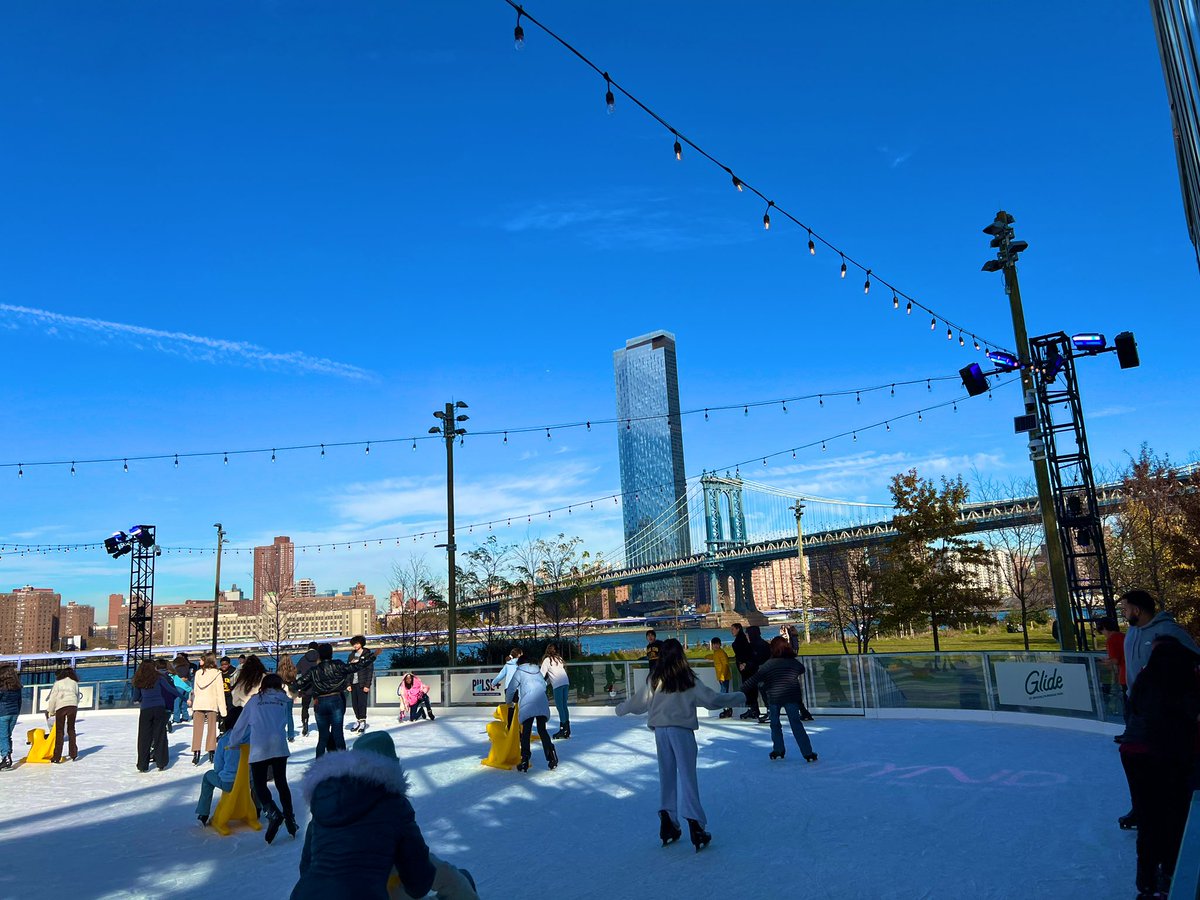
[433,401,469,664]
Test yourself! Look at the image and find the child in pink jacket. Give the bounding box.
[397,673,436,723]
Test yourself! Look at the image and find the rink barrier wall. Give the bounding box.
[21,651,1125,729]
[1170,793,1200,900]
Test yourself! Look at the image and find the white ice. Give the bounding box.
[0,709,1134,899]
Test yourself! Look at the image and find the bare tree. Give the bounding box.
[810,547,883,654]
[253,565,295,664]
[387,555,441,655]
[511,535,546,637]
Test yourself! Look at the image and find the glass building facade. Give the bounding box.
[1151,0,1200,270]
[613,331,692,574]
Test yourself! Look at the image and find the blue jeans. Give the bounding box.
[173,696,190,724]
[286,698,295,740]
[314,694,346,757]
[195,770,232,817]
[552,685,570,728]
[0,714,16,756]
[768,702,814,757]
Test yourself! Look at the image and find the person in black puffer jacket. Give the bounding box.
[294,643,374,758]
[745,625,772,722]
[740,636,818,762]
[296,643,320,738]
[290,731,477,900]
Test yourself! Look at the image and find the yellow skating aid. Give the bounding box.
[480,702,522,770]
[210,744,262,835]
[24,726,56,764]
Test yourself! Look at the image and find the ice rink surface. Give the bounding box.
[0,709,1134,899]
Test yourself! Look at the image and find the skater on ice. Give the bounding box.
[0,665,20,771]
[294,642,374,757]
[709,637,732,719]
[131,659,180,772]
[277,653,300,742]
[738,636,818,762]
[45,666,81,764]
[504,651,558,772]
[346,635,374,734]
[189,653,227,766]
[296,642,320,737]
[398,672,436,723]
[540,643,571,739]
[225,672,297,843]
[616,638,745,852]
[290,731,478,900]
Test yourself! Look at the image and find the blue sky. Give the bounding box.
[1,2,1195,616]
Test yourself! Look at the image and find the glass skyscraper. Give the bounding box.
[1151,0,1200,270]
[613,331,692,575]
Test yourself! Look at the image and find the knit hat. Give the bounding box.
[352,731,397,761]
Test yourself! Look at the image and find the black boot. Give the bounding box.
[301,722,309,737]
[192,751,201,767]
[547,746,559,770]
[264,808,284,844]
[804,752,818,763]
[1119,810,1138,830]
[658,810,682,846]
[517,756,530,773]
[687,819,711,852]
[560,725,570,739]
[208,750,215,763]
[0,753,11,770]
[285,815,299,838]
[770,749,785,760]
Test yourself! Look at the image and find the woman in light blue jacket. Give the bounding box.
[504,654,557,772]
[226,673,296,843]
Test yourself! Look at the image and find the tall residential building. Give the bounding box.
[0,586,61,654]
[295,578,317,598]
[107,592,124,626]
[59,602,96,643]
[253,536,295,612]
[614,331,692,570]
[1152,0,1200,269]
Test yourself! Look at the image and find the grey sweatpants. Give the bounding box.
[654,725,705,827]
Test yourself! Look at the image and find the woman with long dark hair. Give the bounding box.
[740,637,818,762]
[189,653,226,765]
[617,639,745,851]
[227,653,267,730]
[226,673,297,843]
[45,667,81,764]
[277,655,299,742]
[0,665,21,770]
[504,652,557,772]
[540,644,571,739]
[131,660,180,772]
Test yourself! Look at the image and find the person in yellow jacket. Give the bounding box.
[710,637,733,719]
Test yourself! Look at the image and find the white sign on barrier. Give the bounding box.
[35,685,94,713]
[994,662,1093,712]
[448,673,504,704]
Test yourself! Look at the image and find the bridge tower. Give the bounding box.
[700,474,763,622]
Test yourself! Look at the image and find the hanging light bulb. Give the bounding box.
[918,410,923,422]
[174,454,179,468]
[731,172,743,191]
[546,428,551,440]
[704,409,709,421]
[123,459,128,473]
[839,254,847,279]
[808,229,815,255]
[853,432,857,442]
[365,442,370,455]
[930,316,937,330]
[906,300,912,315]
[224,452,229,465]
[604,73,615,114]
[792,449,796,459]
[763,201,773,230]
[890,384,895,396]
[673,133,682,160]
[863,270,871,294]
[320,444,325,458]
[819,394,823,407]
[743,405,748,416]
[411,439,416,451]
[893,293,899,309]
[821,441,826,452]
[586,421,591,431]
[886,421,891,431]
[762,458,767,466]
[271,449,276,463]
[959,333,965,346]
[953,401,958,412]
[927,379,932,391]
[503,432,508,444]
[71,462,76,476]
[856,391,861,404]
[946,327,953,340]
[973,337,981,351]
[513,7,525,49]
[781,401,788,413]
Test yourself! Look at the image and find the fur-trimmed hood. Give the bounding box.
[301,750,410,828]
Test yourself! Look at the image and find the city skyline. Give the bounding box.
[1,3,1197,616]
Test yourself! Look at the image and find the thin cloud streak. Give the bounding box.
[0,303,373,381]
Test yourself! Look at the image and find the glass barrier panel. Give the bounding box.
[801,656,864,711]
[867,653,990,710]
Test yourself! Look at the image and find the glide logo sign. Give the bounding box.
[994,662,1093,712]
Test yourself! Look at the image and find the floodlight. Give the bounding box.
[1071,333,1106,350]
[959,363,989,397]
[1009,240,1029,254]
[986,350,1019,371]
[128,525,155,548]
[981,259,1005,272]
[103,532,126,556]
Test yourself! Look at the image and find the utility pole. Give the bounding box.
[790,501,811,643]
[211,523,225,656]
[981,211,1077,651]
[431,401,469,664]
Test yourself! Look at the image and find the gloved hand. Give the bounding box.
[429,854,479,900]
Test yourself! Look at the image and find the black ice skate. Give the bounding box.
[192,751,201,767]
[769,749,785,760]
[658,810,682,846]
[687,819,711,852]
[547,746,559,770]
[1119,811,1138,830]
[285,816,299,838]
[804,753,818,763]
[264,809,284,844]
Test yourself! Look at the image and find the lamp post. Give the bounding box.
[211,523,225,656]
[431,401,468,664]
[789,501,811,643]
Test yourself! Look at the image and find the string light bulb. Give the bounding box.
[174,454,179,468]
[320,444,325,458]
[763,201,773,230]
[513,7,525,49]
[731,172,743,191]
[673,135,682,160]
[906,300,912,315]
[123,459,128,473]
[930,316,937,330]
[959,333,965,346]
[946,327,953,340]
[839,254,847,279]
[224,452,228,465]
[271,449,276,463]
[973,337,981,351]
[863,270,871,294]
[604,73,614,114]
[365,442,370,455]
[808,229,815,255]
[893,293,899,309]
[821,441,826,452]
[886,421,891,431]
[71,462,76,475]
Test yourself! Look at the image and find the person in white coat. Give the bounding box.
[188,653,227,766]
[45,668,82,764]
[226,673,296,844]
[540,645,572,740]
[617,638,745,852]
[504,654,557,772]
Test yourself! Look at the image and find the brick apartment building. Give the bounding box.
[0,586,62,654]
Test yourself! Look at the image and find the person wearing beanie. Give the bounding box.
[290,731,478,900]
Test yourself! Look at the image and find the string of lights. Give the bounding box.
[1,372,963,476]
[502,1,1012,356]
[0,378,1014,558]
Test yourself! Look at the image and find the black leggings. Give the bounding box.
[250,756,293,820]
[520,716,554,762]
[350,686,368,721]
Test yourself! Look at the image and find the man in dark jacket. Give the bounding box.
[295,643,374,757]
[296,642,320,738]
[346,635,374,735]
[746,625,771,722]
[290,731,476,900]
[730,623,758,720]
